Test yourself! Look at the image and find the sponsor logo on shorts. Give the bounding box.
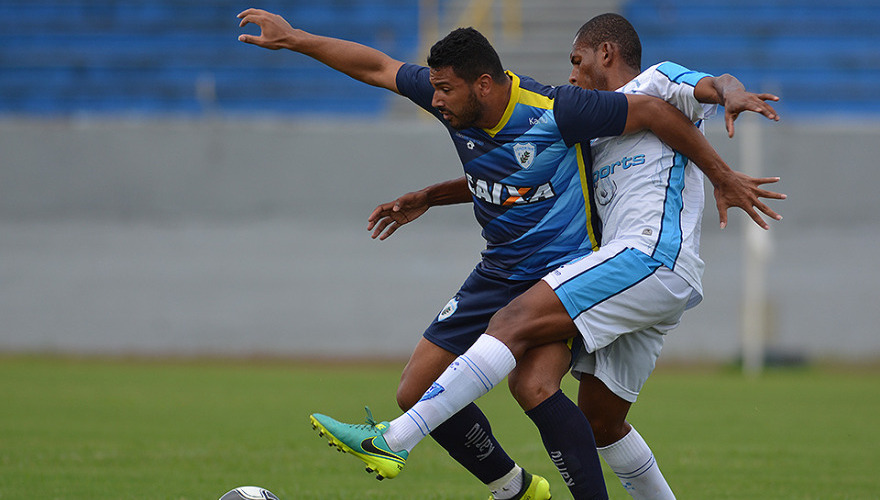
[438,297,459,321]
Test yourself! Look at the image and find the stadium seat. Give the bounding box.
[622,0,880,116]
[0,0,418,115]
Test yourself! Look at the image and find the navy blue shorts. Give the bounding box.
[423,266,539,355]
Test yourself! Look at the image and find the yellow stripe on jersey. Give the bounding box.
[484,71,552,137]
[576,143,600,251]
[518,88,553,110]
[485,71,521,137]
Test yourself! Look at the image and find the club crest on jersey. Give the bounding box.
[438,296,459,321]
[513,142,536,169]
[596,177,617,206]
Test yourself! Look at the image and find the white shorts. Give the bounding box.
[542,241,693,402]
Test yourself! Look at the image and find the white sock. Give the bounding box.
[489,466,523,500]
[598,427,675,500]
[384,334,515,453]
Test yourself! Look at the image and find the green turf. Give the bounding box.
[1,357,878,499]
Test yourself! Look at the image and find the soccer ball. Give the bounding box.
[218,486,280,500]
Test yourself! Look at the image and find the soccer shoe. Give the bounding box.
[488,470,552,500]
[309,407,408,480]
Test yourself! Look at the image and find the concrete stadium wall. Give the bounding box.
[2,116,878,363]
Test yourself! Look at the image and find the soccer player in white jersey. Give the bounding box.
[305,13,785,500]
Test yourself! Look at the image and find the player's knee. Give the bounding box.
[587,412,630,447]
[487,302,533,356]
[508,366,561,411]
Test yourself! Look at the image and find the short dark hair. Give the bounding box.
[575,13,642,71]
[427,27,506,83]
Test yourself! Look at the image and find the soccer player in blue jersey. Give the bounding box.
[237,9,783,500]
[366,14,784,500]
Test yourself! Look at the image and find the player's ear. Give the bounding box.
[476,73,493,97]
[599,41,615,67]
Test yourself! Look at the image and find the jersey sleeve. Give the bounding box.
[651,62,717,122]
[395,63,440,117]
[552,86,629,147]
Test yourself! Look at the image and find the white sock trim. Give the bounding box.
[489,466,523,499]
[488,465,522,491]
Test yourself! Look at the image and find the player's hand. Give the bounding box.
[713,171,786,230]
[367,191,430,240]
[723,90,780,138]
[237,8,299,50]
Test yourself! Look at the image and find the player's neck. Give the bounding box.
[607,67,640,91]
[480,75,513,130]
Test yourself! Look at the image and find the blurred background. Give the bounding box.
[2,0,879,370]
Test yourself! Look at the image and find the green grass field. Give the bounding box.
[1,356,878,499]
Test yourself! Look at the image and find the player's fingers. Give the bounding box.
[751,177,787,200]
[238,34,260,44]
[378,222,400,241]
[238,11,259,27]
[753,176,781,185]
[717,205,729,229]
[367,206,385,226]
[726,113,736,138]
[756,93,780,102]
[237,8,260,19]
[755,187,787,200]
[753,101,780,121]
[368,202,396,221]
[370,217,392,239]
[755,200,783,222]
[747,207,771,230]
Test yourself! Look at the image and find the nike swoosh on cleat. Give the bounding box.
[361,437,404,464]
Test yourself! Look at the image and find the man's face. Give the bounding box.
[568,42,608,91]
[429,66,483,129]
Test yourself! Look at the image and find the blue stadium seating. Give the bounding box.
[0,0,420,115]
[622,0,880,115]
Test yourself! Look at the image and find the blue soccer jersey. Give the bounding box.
[396,64,628,280]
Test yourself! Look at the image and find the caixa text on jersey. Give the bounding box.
[466,173,556,206]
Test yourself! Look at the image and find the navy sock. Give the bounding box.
[526,390,609,500]
[429,402,516,484]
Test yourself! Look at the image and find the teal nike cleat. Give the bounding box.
[310,407,409,480]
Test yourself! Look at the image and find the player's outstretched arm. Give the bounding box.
[237,8,404,92]
[694,74,780,138]
[368,177,471,240]
[623,94,786,229]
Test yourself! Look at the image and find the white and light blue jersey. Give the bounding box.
[590,61,717,305]
[396,63,628,280]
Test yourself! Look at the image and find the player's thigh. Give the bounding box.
[486,281,580,358]
[545,242,691,353]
